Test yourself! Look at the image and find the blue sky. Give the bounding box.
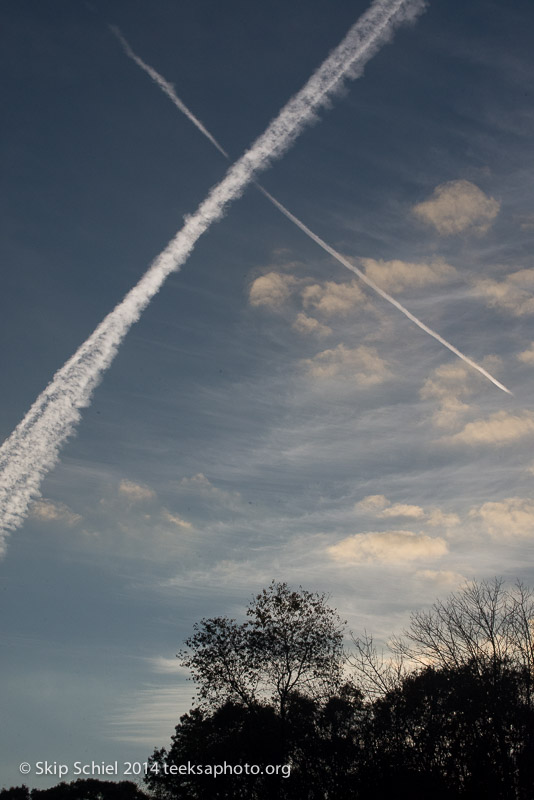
[2,0,534,788]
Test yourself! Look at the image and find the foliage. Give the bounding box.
[179,581,347,717]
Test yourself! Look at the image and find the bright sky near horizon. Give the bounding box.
[2,0,534,789]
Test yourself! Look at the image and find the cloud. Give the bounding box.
[426,509,460,527]
[162,510,192,530]
[420,362,479,428]
[475,270,534,317]
[412,179,500,235]
[302,280,366,316]
[177,473,241,508]
[355,495,460,527]
[328,530,448,564]
[442,410,534,446]
[355,495,389,512]
[248,272,298,309]
[30,499,82,526]
[470,497,534,539]
[147,657,189,675]
[517,343,534,365]
[303,344,390,386]
[415,569,467,588]
[118,480,156,502]
[360,257,457,292]
[381,503,425,519]
[292,312,332,337]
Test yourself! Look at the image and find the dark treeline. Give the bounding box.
[3,579,534,799]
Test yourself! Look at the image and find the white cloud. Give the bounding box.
[177,473,241,508]
[162,510,192,530]
[470,497,534,539]
[517,342,534,365]
[248,272,298,309]
[355,494,389,512]
[147,656,189,675]
[302,280,366,316]
[355,495,460,527]
[30,499,82,526]
[360,257,457,292]
[381,503,425,519]
[303,344,390,386]
[475,269,534,317]
[118,480,156,502]
[292,312,332,337]
[420,362,478,428]
[426,509,460,527]
[412,179,500,235]
[442,410,534,446]
[415,569,467,588]
[328,530,448,564]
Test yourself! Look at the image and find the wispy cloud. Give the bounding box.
[118,479,156,503]
[517,342,534,364]
[30,498,82,527]
[412,179,500,235]
[355,494,460,527]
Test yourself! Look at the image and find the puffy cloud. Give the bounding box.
[470,497,534,539]
[30,499,82,526]
[292,312,332,337]
[381,503,425,519]
[248,272,298,309]
[355,495,389,512]
[412,180,500,235]
[360,257,457,293]
[421,362,479,428]
[426,509,460,527]
[475,270,534,317]
[355,495,459,527]
[119,480,156,502]
[162,510,192,530]
[442,410,534,446]
[302,280,366,316]
[517,343,534,365]
[303,344,390,386]
[328,531,448,564]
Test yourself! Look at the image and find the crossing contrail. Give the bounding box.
[114,29,512,397]
[0,0,426,543]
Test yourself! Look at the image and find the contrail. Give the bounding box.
[0,0,426,541]
[114,29,512,397]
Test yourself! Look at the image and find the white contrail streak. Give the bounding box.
[0,0,426,541]
[110,26,229,159]
[114,29,512,397]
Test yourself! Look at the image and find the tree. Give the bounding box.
[179,581,347,719]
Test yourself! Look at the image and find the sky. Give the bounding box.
[1,0,534,789]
